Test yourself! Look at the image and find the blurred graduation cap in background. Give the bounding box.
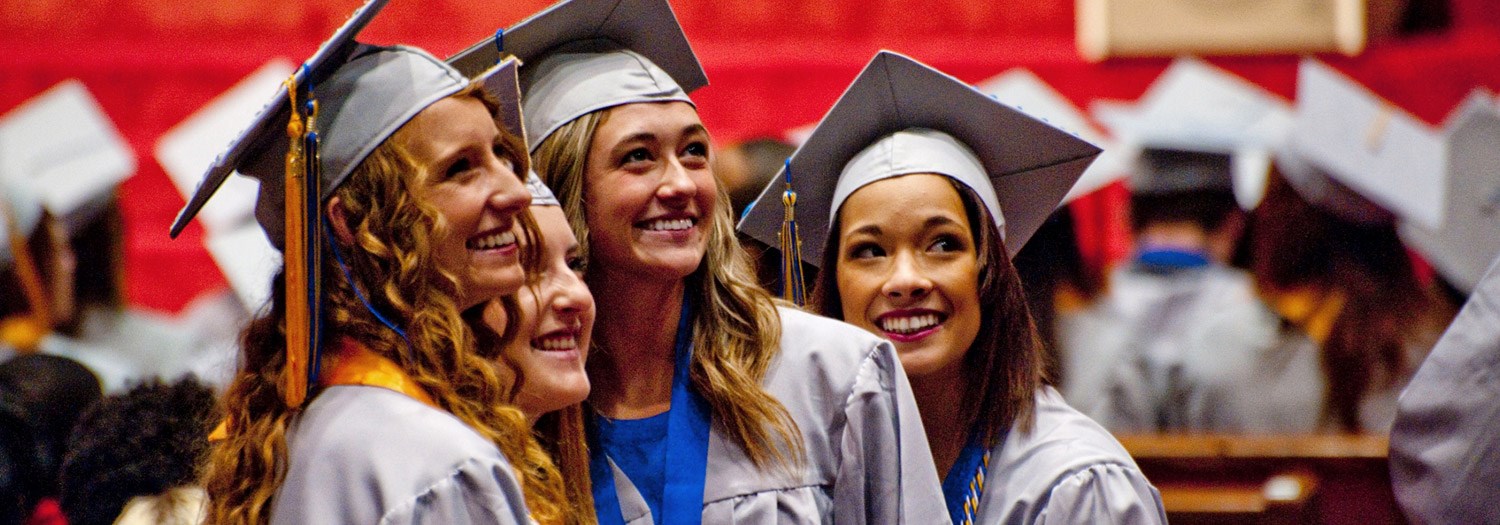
[449,0,707,152]
[156,60,297,310]
[1400,90,1500,295]
[0,81,136,236]
[1095,57,1293,210]
[978,68,1130,204]
[738,50,1101,271]
[1282,58,1446,231]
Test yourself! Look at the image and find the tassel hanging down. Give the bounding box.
[778,159,807,306]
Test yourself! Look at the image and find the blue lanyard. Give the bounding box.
[942,428,1003,525]
[590,291,710,525]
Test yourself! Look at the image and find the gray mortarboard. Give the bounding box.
[979,68,1129,204]
[0,80,137,236]
[1285,59,1446,230]
[738,51,1101,266]
[1399,90,1500,294]
[448,0,707,152]
[0,178,44,269]
[526,173,561,207]
[1099,57,1293,209]
[168,0,480,247]
[157,60,297,236]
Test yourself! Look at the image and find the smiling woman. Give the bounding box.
[464,0,947,522]
[747,51,1167,524]
[167,1,578,523]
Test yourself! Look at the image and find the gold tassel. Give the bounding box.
[282,75,311,408]
[0,193,52,352]
[778,160,807,306]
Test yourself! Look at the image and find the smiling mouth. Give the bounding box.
[531,328,580,352]
[877,312,946,335]
[467,228,516,251]
[637,218,696,232]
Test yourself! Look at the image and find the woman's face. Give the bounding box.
[486,206,593,421]
[834,174,982,380]
[582,101,716,283]
[404,96,532,308]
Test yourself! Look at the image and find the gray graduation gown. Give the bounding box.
[270,386,531,525]
[1058,264,1323,433]
[1389,257,1500,524]
[601,307,948,524]
[977,387,1166,524]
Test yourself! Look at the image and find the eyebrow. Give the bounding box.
[923,215,964,230]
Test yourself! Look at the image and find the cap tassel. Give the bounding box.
[281,68,325,409]
[778,159,807,306]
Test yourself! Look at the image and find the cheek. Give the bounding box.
[834,266,878,324]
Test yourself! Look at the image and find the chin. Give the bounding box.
[891,341,961,379]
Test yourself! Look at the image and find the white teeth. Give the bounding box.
[880,314,941,334]
[472,230,516,250]
[643,218,693,231]
[533,335,577,351]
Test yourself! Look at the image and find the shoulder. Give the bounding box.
[996,387,1146,490]
[274,387,522,523]
[765,307,897,396]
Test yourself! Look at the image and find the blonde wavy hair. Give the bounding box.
[202,85,576,525]
[533,107,805,471]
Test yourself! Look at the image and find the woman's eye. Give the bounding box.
[492,145,517,172]
[683,142,708,158]
[848,243,885,260]
[929,235,964,253]
[445,158,472,178]
[566,255,587,276]
[622,148,652,166]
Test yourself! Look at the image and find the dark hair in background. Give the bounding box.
[1012,208,1102,383]
[811,176,1047,443]
[726,137,796,219]
[59,378,219,525]
[1251,170,1451,431]
[58,200,126,335]
[1128,188,1239,234]
[0,355,102,524]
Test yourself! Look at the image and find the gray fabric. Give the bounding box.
[526,172,561,207]
[519,45,693,152]
[0,178,43,268]
[1390,255,1500,524]
[978,387,1166,524]
[832,129,1004,239]
[1399,91,1500,294]
[1059,265,1323,433]
[602,308,948,524]
[270,386,530,525]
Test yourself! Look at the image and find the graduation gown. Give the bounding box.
[597,307,947,524]
[1389,257,1500,524]
[1059,264,1317,432]
[974,386,1166,524]
[270,386,531,525]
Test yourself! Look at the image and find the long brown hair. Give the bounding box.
[1251,170,1450,432]
[533,107,805,471]
[811,177,1047,445]
[202,85,574,524]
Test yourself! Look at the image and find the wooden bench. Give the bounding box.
[1116,434,1403,525]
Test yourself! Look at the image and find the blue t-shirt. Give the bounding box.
[594,411,672,523]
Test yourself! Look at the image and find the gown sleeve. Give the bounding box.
[377,456,534,525]
[1033,463,1167,525]
[834,340,950,525]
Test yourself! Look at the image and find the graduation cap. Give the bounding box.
[0,80,136,236]
[1399,90,1500,295]
[449,0,707,151]
[1285,59,1445,230]
[1096,58,1293,210]
[167,0,499,408]
[978,68,1129,204]
[738,51,1102,272]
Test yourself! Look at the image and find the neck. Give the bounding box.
[909,366,971,479]
[587,269,686,419]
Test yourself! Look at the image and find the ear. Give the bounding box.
[325,196,356,246]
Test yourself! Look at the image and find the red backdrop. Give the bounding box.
[3,0,1497,313]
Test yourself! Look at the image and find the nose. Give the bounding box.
[486,158,531,217]
[881,252,931,302]
[656,158,699,204]
[548,268,593,317]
